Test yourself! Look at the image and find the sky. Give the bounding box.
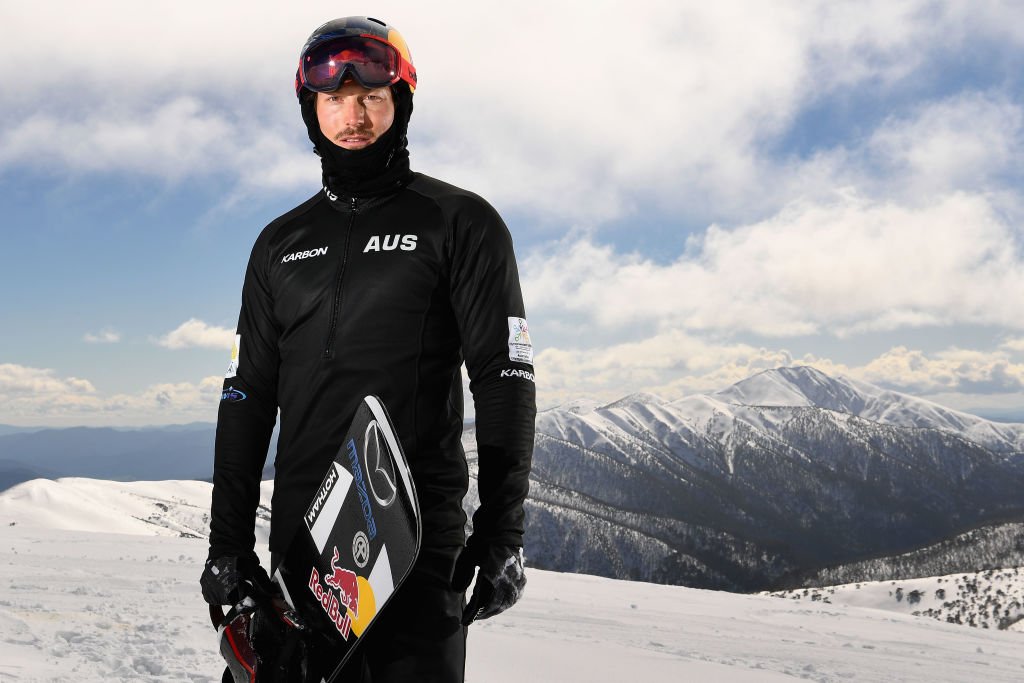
[2,0,1024,426]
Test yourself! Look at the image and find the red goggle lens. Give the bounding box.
[302,35,400,91]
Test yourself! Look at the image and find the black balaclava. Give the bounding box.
[300,82,414,199]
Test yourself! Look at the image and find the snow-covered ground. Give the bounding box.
[767,569,1024,632]
[2,479,1024,682]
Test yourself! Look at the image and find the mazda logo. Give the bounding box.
[363,420,398,508]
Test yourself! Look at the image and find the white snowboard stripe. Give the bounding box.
[274,567,296,609]
[367,543,395,607]
[310,462,354,553]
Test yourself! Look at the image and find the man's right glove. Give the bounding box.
[451,542,526,625]
[200,555,275,607]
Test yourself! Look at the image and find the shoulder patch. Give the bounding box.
[225,334,240,378]
[507,317,533,365]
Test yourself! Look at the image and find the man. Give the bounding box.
[200,16,536,682]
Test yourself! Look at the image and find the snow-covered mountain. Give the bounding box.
[712,366,1024,453]
[517,366,1024,590]
[2,480,1023,682]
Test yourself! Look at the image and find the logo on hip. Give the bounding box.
[221,386,247,402]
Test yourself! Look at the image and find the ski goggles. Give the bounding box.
[298,35,417,93]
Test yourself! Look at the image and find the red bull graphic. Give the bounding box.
[308,546,360,639]
[324,547,360,617]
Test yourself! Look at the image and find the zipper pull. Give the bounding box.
[350,197,358,212]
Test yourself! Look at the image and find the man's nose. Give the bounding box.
[343,99,365,128]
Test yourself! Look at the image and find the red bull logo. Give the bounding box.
[308,546,360,639]
[324,547,360,617]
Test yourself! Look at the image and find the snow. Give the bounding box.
[712,367,818,407]
[0,478,273,545]
[768,569,1024,632]
[542,366,1024,456]
[712,366,1024,453]
[2,478,1024,682]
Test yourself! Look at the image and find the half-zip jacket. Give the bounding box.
[209,173,537,563]
[322,197,357,359]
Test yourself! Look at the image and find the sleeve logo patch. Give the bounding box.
[507,317,533,364]
[225,334,241,379]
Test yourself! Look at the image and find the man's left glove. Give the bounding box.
[200,555,275,607]
[451,542,526,625]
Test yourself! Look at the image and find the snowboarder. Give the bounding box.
[200,15,536,682]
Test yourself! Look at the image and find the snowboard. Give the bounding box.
[273,395,421,681]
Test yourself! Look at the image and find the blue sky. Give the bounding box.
[2,1,1024,426]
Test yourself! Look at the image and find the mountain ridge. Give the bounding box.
[523,365,1024,588]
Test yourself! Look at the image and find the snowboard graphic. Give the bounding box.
[274,395,421,681]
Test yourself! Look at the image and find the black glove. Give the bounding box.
[200,555,275,607]
[451,541,526,625]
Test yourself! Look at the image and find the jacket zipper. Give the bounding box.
[323,197,358,359]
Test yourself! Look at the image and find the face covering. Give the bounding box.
[299,83,414,199]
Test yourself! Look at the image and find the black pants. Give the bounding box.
[270,546,467,683]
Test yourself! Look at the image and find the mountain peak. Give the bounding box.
[708,365,1024,452]
[600,392,665,411]
[713,365,869,410]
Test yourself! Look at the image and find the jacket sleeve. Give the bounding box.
[208,231,280,563]
[448,196,536,549]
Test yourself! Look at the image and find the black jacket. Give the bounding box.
[209,173,536,563]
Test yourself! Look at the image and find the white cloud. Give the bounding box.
[0,98,317,190]
[157,319,234,350]
[140,376,226,413]
[523,191,1024,340]
[0,364,96,399]
[1001,337,1024,353]
[858,346,1024,395]
[0,364,223,426]
[535,331,799,406]
[866,93,1023,197]
[2,1,1021,222]
[6,340,1022,427]
[83,329,121,344]
[532,329,1024,410]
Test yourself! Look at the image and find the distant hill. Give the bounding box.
[0,459,56,491]
[796,521,1024,588]
[0,425,217,485]
[0,425,45,437]
[0,424,280,490]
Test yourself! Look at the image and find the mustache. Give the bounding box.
[334,128,371,141]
